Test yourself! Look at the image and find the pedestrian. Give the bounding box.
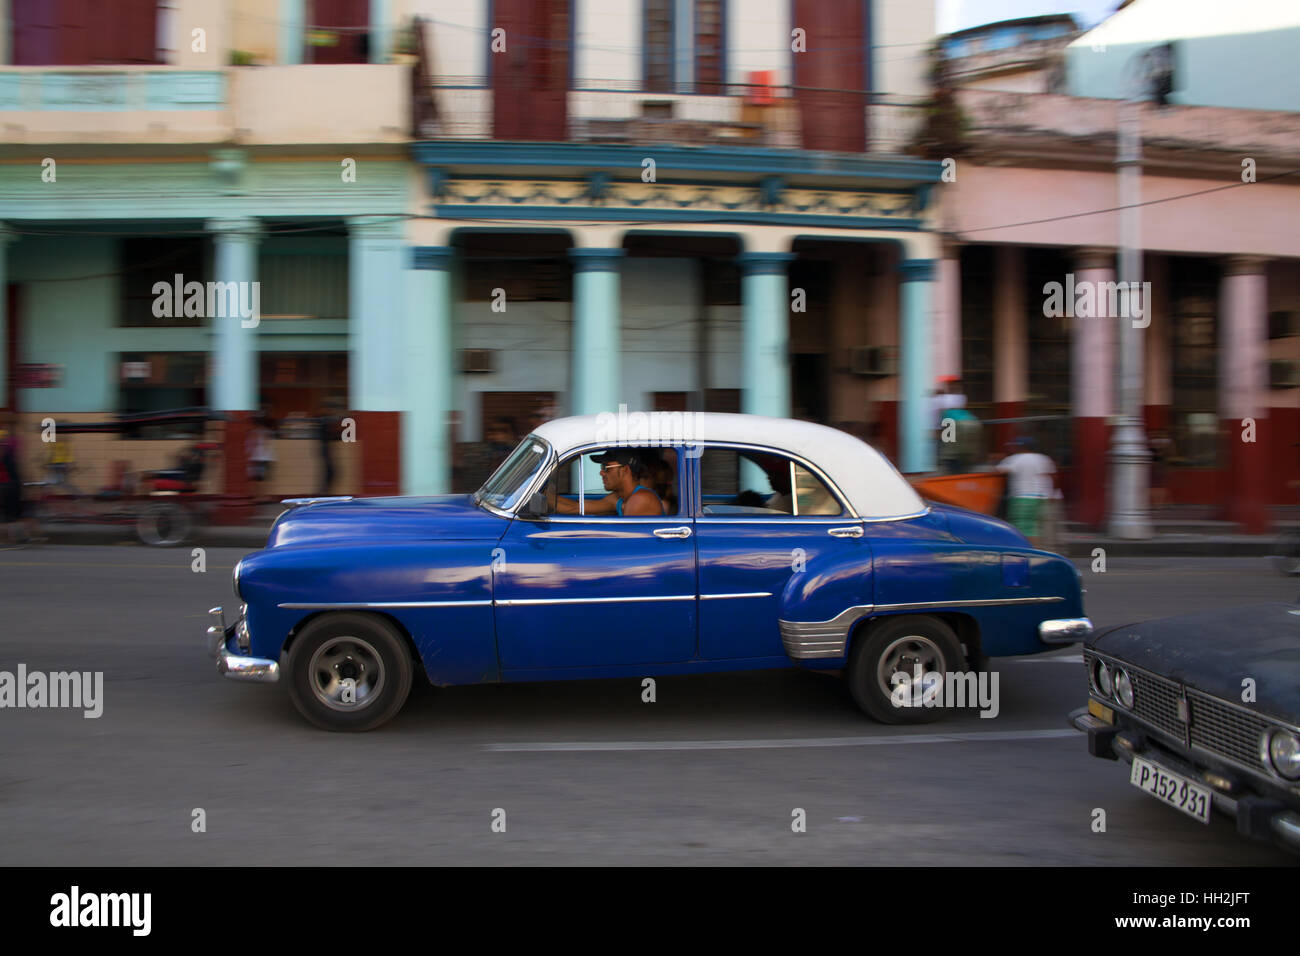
[996,436,1057,548]
[315,402,339,496]
[246,414,276,497]
[0,413,42,545]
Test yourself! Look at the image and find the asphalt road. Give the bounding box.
[1,546,1296,865]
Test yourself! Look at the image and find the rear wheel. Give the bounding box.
[847,615,965,724]
[286,613,413,732]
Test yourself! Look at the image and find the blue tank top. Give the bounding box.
[616,484,660,516]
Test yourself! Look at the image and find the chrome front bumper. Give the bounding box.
[206,606,280,683]
[1039,617,1092,643]
[1071,705,1300,853]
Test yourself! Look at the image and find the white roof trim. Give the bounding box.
[532,413,926,520]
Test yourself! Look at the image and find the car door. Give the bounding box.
[692,444,870,660]
[493,448,697,671]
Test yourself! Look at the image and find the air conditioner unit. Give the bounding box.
[460,349,497,374]
[849,346,898,377]
[1269,360,1300,389]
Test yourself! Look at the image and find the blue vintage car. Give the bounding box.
[205,413,1090,731]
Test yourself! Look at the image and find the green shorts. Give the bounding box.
[1007,497,1045,537]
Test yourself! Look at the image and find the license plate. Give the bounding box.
[1129,756,1212,824]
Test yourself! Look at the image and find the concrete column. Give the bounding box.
[737,251,794,419]
[1071,246,1115,528]
[1220,255,1270,533]
[279,0,305,65]
[406,246,455,496]
[0,223,12,409]
[369,0,392,63]
[898,258,936,473]
[933,240,962,383]
[993,245,1027,449]
[569,248,626,416]
[205,216,262,412]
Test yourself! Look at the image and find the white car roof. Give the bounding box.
[531,412,926,520]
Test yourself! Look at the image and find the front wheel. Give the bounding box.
[847,615,966,724]
[286,613,413,732]
[136,500,194,546]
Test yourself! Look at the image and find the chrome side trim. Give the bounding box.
[875,596,1064,612]
[700,592,773,600]
[779,605,875,659]
[778,595,1067,660]
[495,595,696,607]
[278,600,493,609]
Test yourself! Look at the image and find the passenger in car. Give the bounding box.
[554,448,664,516]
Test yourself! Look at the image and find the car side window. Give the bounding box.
[698,448,843,517]
[539,447,680,517]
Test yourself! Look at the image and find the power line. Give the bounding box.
[957,167,1300,235]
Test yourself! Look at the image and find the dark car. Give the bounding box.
[1072,600,1300,853]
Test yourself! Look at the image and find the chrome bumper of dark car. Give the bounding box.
[1071,706,1300,853]
[206,606,280,684]
[1038,617,1092,643]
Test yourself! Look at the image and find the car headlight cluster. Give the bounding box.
[1264,729,1300,780]
[1092,659,1135,710]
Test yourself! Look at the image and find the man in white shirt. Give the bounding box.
[996,437,1056,546]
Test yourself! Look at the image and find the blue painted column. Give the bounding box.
[205,217,262,412]
[0,224,11,407]
[899,258,937,474]
[279,0,305,64]
[349,216,406,413]
[369,0,392,62]
[569,248,625,417]
[406,246,455,495]
[738,251,794,418]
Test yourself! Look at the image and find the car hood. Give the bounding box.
[1090,602,1300,720]
[266,494,507,547]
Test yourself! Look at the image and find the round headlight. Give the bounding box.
[1267,730,1300,780]
[1114,669,1134,709]
[1094,660,1113,698]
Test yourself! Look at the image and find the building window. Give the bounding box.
[1024,247,1072,466]
[305,0,371,65]
[118,352,207,436]
[259,243,349,320]
[258,352,349,427]
[464,258,571,302]
[120,238,208,328]
[1170,258,1220,468]
[694,0,725,93]
[11,0,159,65]
[644,0,675,92]
[959,245,994,415]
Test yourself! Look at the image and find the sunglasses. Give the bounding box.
[598,463,625,474]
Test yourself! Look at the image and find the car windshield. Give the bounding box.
[474,435,551,512]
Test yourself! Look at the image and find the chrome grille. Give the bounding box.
[1188,690,1269,773]
[1127,669,1185,741]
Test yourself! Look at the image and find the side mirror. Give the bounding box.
[519,491,549,519]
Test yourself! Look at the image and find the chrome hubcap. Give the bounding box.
[308,637,385,711]
[877,635,945,703]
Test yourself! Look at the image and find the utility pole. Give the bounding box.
[1108,43,1173,539]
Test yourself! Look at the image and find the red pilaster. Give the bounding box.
[1071,416,1109,528]
[215,411,255,524]
[1224,417,1269,532]
[356,410,402,498]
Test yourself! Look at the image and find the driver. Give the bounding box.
[555,448,664,516]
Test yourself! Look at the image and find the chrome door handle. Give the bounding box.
[828,525,864,538]
[653,526,693,539]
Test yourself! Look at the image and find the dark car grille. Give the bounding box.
[1188,690,1269,773]
[1129,669,1185,741]
[1085,650,1276,777]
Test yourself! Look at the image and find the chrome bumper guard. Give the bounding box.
[206,606,280,684]
[1039,617,1092,643]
